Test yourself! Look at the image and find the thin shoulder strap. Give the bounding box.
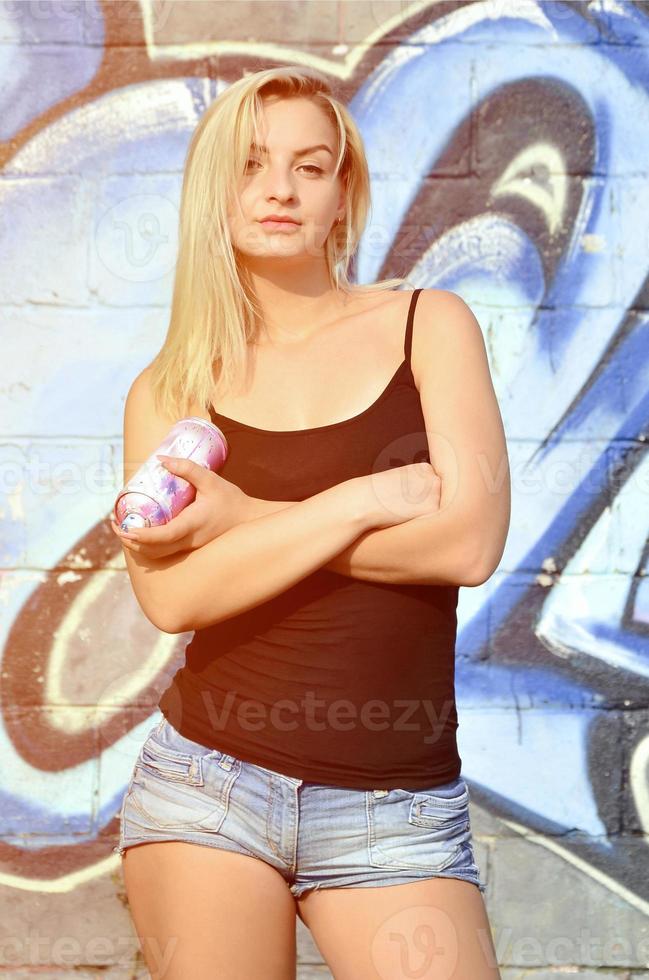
[404,288,424,366]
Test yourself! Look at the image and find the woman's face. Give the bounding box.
[228,97,345,261]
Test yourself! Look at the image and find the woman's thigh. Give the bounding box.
[122,841,298,980]
[297,876,500,980]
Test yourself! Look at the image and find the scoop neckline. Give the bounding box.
[209,358,410,436]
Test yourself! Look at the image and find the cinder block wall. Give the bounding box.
[1,0,648,976]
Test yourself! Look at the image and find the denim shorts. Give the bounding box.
[114,716,486,897]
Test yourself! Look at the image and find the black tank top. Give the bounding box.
[158,288,462,790]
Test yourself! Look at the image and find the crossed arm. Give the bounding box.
[120,290,510,630]
[246,495,478,587]
[243,290,510,590]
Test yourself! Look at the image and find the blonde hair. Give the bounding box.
[148,66,409,421]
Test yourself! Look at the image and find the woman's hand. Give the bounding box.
[110,456,254,560]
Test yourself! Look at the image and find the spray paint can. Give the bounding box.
[114,417,229,532]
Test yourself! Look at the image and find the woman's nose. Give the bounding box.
[262,168,296,197]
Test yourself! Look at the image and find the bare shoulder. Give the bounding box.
[122,365,180,485]
[124,363,155,410]
[411,288,487,384]
[415,287,481,331]
[125,363,207,423]
[123,364,176,431]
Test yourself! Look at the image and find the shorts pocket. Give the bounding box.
[138,738,205,785]
[408,779,470,834]
[366,779,471,873]
[126,727,242,834]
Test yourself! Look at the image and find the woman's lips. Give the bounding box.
[259,219,301,231]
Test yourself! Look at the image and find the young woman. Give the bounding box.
[111,66,509,980]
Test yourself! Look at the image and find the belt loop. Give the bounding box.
[373,789,389,798]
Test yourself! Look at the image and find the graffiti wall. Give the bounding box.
[1,0,648,975]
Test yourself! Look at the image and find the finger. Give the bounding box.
[123,516,192,546]
[110,518,128,538]
[111,514,173,545]
[110,520,133,541]
[121,522,167,545]
[157,454,211,489]
[115,535,138,553]
[111,518,187,560]
[135,498,209,543]
[110,517,137,538]
[111,520,140,550]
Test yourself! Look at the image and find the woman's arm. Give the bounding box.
[246,290,511,588]
[245,496,471,586]
[245,497,446,584]
[244,496,432,582]
[122,477,373,634]
[119,367,441,631]
[118,366,368,633]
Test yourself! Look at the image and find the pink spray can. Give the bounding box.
[114,417,229,532]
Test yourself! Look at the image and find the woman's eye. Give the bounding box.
[244,160,322,176]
